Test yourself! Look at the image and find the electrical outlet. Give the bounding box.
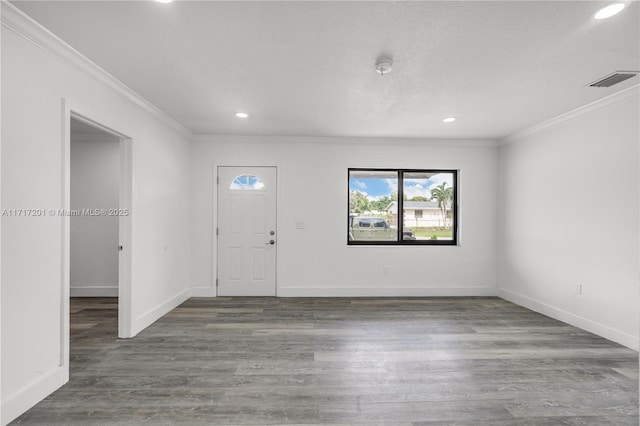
[383,265,390,274]
[574,283,582,295]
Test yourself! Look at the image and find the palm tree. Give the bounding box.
[430,183,453,228]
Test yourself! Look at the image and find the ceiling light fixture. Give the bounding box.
[155,0,173,3]
[443,117,456,123]
[375,57,393,77]
[594,3,625,19]
[235,112,249,118]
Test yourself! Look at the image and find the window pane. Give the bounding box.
[347,168,457,245]
[230,174,265,190]
[348,170,398,241]
[403,172,455,241]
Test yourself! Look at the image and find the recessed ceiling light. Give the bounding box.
[155,0,173,3]
[443,117,456,123]
[235,112,249,118]
[594,3,625,19]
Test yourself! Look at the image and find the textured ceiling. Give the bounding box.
[11,1,640,139]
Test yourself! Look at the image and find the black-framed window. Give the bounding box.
[348,169,458,245]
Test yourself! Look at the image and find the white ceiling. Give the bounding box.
[12,1,640,139]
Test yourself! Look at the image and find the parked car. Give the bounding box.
[349,216,395,241]
[348,215,417,241]
[403,229,416,240]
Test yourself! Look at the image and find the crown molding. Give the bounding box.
[1,2,193,140]
[500,84,640,146]
[194,134,499,149]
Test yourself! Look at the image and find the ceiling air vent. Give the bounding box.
[588,71,639,88]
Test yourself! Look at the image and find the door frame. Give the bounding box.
[61,99,134,377]
[214,165,279,296]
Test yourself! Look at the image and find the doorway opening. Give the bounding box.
[69,118,122,353]
[61,107,133,383]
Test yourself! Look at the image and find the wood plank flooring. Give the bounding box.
[12,297,639,425]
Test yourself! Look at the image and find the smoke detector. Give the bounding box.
[375,57,393,76]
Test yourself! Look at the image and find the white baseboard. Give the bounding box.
[132,288,190,336]
[70,285,118,297]
[497,288,639,351]
[1,366,66,426]
[190,286,217,297]
[277,286,497,297]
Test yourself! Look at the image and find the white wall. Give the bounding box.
[191,136,498,297]
[497,88,640,350]
[70,132,119,297]
[0,3,3,422]
[1,6,192,424]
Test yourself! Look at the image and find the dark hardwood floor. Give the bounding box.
[12,296,639,425]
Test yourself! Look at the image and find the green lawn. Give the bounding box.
[411,227,453,239]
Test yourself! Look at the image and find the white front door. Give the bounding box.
[217,166,277,296]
